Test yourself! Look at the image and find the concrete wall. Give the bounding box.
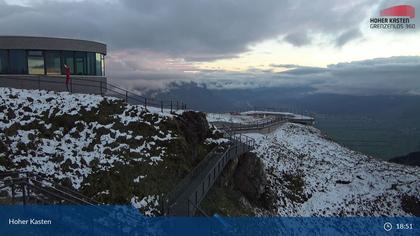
[0,75,107,95]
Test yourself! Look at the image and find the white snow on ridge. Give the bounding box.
[241,110,313,120]
[247,123,420,216]
[0,87,110,129]
[0,87,175,190]
[206,112,266,124]
[206,111,313,125]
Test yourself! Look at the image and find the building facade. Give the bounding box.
[0,36,107,94]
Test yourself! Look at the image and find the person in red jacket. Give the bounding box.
[64,64,71,92]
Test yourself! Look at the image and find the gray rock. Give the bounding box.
[234,152,267,201]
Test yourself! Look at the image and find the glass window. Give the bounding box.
[0,50,8,74]
[62,51,74,74]
[101,54,105,76]
[95,53,102,76]
[9,50,28,74]
[74,52,86,75]
[27,50,45,75]
[45,51,61,75]
[86,52,96,75]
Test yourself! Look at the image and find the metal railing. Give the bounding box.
[233,106,315,118]
[184,134,254,216]
[0,171,98,205]
[162,133,255,216]
[0,171,145,235]
[218,115,285,132]
[0,75,187,112]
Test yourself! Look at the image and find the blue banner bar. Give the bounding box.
[0,205,418,236]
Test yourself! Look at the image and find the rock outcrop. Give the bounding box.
[175,111,210,146]
[234,152,266,201]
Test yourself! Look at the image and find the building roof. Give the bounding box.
[0,36,106,55]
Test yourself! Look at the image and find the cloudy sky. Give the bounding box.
[1,0,420,95]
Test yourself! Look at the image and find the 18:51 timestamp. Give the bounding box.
[396,223,414,230]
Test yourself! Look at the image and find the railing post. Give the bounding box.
[195,191,198,210]
[100,81,103,96]
[170,101,173,113]
[38,76,40,90]
[176,101,179,110]
[27,176,30,201]
[125,91,128,103]
[22,183,26,205]
[161,101,164,113]
[187,199,190,216]
[144,98,147,109]
[11,184,15,204]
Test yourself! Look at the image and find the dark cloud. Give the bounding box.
[2,0,416,96]
[0,0,373,60]
[283,32,311,47]
[192,56,420,96]
[106,54,420,96]
[270,64,301,68]
[335,28,362,47]
[269,64,318,70]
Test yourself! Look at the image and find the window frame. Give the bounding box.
[74,51,87,75]
[0,49,9,74]
[44,50,62,75]
[27,50,45,75]
[8,49,28,74]
[61,50,75,75]
[0,49,105,76]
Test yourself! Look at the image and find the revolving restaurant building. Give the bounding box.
[0,36,106,94]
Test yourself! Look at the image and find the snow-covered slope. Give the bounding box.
[206,112,262,124]
[0,87,222,215]
[247,123,420,216]
[1,87,418,217]
[0,88,175,188]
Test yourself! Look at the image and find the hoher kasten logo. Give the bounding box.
[370,4,416,30]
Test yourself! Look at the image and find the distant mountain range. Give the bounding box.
[147,83,420,160]
[148,82,420,118]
